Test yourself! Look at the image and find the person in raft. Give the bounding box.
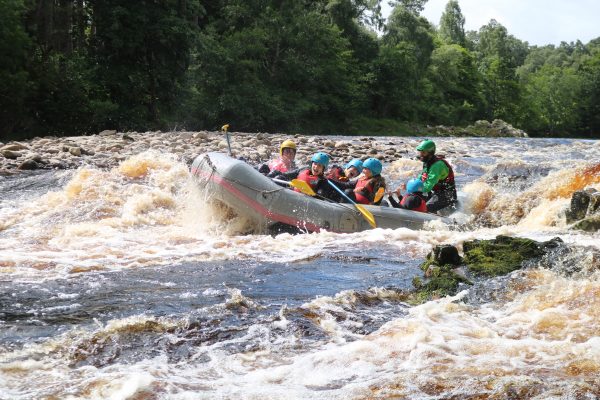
[325,158,363,202]
[258,139,297,176]
[415,139,457,213]
[387,178,427,212]
[340,158,386,205]
[274,152,338,200]
[327,158,363,182]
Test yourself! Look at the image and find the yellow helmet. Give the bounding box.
[279,139,297,155]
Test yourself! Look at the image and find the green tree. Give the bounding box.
[579,47,600,136]
[439,0,465,46]
[474,20,528,122]
[372,4,435,120]
[188,0,363,132]
[88,0,201,129]
[0,0,32,138]
[520,65,584,135]
[423,44,483,124]
[387,0,428,15]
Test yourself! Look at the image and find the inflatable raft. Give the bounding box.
[190,152,453,234]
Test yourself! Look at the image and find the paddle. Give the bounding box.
[326,180,376,228]
[272,178,316,196]
[221,124,232,156]
[374,187,385,204]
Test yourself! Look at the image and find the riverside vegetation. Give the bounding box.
[2,0,600,141]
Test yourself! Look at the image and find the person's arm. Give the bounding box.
[271,168,301,180]
[387,194,402,208]
[422,161,448,193]
[333,178,356,190]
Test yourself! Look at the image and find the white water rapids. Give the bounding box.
[0,137,599,399]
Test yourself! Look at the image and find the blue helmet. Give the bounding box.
[363,158,382,176]
[311,152,330,169]
[406,178,424,194]
[344,158,363,174]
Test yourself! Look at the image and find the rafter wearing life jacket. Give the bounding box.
[327,158,363,183]
[296,168,324,192]
[327,166,348,182]
[421,155,457,198]
[354,158,386,205]
[399,192,428,212]
[267,139,297,174]
[355,175,386,204]
[388,178,428,212]
[294,152,330,194]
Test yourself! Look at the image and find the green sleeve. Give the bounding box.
[422,160,449,193]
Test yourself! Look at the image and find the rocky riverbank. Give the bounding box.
[422,119,529,138]
[0,119,530,174]
[0,129,452,174]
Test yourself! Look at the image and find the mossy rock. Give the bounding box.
[571,215,600,232]
[419,244,462,272]
[422,266,471,296]
[411,236,562,304]
[463,235,561,277]
[415,246,473,302]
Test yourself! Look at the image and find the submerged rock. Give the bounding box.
[413,236,563,302]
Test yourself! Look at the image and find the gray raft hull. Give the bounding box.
[190,152,452,234]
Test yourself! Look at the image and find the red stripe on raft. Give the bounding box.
[191,167,330,233]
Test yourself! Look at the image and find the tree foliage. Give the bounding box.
[0,0,598,139]
[439,0,465,47]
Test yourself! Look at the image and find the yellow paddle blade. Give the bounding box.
[290,179,316,196]
[355,204,377,228]
[221,123,229,132]
[374,187,385,203]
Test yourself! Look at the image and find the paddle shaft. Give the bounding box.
[326,179,376,228]
[327,180,356,204]
[225,131,232,156]
[272,178,292,186]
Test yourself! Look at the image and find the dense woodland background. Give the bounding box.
[1,0,599,140]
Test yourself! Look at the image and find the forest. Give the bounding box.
[1,0,599,139]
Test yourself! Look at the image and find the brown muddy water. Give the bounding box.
[1,137,599,399]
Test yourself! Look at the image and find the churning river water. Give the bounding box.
[1,137,599,399]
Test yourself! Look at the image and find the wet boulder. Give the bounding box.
[567,189,600,231]
[0,142,29,151]
[413,236,563,302]
[1,150,23,160]
[465,119,528,138]
[98,129,117,136]
[463,235,562,277]
[571,215,600,232]
[430,244,462,266]
[416,245,471,299]
[589,191,600,214]
[484,162,551,186]
[566,190,591,223]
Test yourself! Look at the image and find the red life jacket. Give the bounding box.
[421,155,456,194]
[296,168,322,192]
[400,193,428,212]
[268,157,294,173]
[355,177,375,204]
[327,166,348,182]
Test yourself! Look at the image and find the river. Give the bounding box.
[1,137,599,399]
